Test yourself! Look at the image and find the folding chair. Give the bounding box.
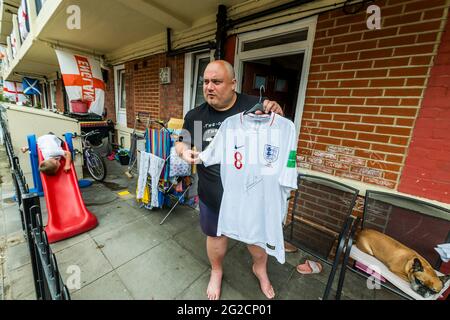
[284,174,359,300]
[336,190,450,300]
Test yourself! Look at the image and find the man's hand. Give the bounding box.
[20,146,29,153]
[256,99,284,116]
[181,149,200,164]
[63,165,71,173]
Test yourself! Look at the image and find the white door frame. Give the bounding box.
[234,16,317,134]
[114,64,127,127]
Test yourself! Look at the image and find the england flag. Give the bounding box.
[3,81,28,105]
[55,49,105,116]
[18,0,30,43]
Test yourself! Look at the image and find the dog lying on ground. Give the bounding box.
[356,228,450,298]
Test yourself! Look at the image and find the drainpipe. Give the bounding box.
[214,5,227,60]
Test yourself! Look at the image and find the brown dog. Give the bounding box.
[356,228,450,298]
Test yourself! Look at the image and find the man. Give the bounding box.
[176,60,284,300]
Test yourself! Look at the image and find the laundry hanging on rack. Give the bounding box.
[145,128,171,181]
[137,151,165,208]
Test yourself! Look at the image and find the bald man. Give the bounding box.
[176,60,283,300]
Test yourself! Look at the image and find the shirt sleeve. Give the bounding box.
[279,122,298,191]
[199,121,226,167]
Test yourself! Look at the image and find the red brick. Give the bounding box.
[335,98,365,105]
[362,176,396,189]
[404,0,445,12]
[366,98,400,106]
[363,27,398,40]
[333,114,361,122]
[384,88,423,97]
[345,123,375,132]
[423,8,445,19]
[389,67,429,77]
[394,44,435,56]
[347,40,378,51]
[358,133,390,143]
[390,136,409,145]
[327,26,350,36]
[399,21,442,34]
[386,154,404,163]
[406,78,426,86]
[355,149,385,161]
[376,126,411,136]
[327,71,356,80]
[342,61,373,70]
[333,33,363,44]
[400,98,421,106]
[410,56,432,66]
[316,98,336,104]
[417,33,438,43]
[374,57,409,68]
[321,63,342,72]
[330,130,357,139]
[380,108,418,117]
[340,80,369,88]
[371,79,405,87]
[352,89,383,97]
[349,106,380,114]
[396,118,415,126]
[335,171,363,181]
[342,139,371,149]
[360,49,393,60]
[371,143,406,154]
[383,13,422,28]
[325,89,352,96]
[367,161,401,172]
[320,121,345,129]
[362,116,395,125]
[357,69,388,78]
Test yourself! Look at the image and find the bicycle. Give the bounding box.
[73,130,107,181]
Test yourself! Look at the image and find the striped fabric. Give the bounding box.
[145,128,171,181]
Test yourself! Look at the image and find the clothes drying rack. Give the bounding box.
[140,119,193,225]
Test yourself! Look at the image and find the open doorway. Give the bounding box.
[235,16,317,133]
[241,54,303,122]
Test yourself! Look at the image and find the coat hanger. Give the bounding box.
[243,85,266,115]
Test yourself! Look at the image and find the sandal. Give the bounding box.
[296,260,323,274]
[284,241,298,253]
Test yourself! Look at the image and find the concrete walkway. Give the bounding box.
[0,145,401,300]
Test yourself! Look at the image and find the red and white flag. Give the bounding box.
[3,81,28,105]
[55,49,105,115]
[18,0,30,42]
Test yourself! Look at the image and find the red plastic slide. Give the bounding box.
[38,142,98,243]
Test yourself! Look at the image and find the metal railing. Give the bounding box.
[1,108,70,300]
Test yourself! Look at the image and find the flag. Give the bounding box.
[3,81,28,104]
[54,49,105,116]
[10,31,17,58]
[18,0,30,43]
[23,77,41,95]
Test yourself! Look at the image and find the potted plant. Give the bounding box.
[117,149,130,165]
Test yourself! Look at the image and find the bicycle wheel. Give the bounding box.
[85,150,107,181]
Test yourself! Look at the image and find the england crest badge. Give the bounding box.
[264,144,279,163]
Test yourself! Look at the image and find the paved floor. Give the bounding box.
[0,145,402,300]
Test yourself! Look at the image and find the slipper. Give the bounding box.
[296,260,323,274]
[284,241,298,253]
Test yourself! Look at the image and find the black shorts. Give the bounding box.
[199,199,219,237]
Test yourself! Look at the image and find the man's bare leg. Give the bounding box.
[206,235,228,300]
[247,245,275,299]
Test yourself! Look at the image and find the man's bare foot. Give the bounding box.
[207,270,222,300]
[252,264,275,299]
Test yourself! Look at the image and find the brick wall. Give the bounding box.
[124,53,184,131]
[103,67,116,122]
[399,10,450,204]
[297,0,448,190]
[55,79,65,113]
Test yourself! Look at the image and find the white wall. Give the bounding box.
[5,104,83,184]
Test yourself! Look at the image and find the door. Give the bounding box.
[114,66,127,127]
[241,55,302,122]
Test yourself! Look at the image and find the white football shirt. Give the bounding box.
[37,134,65,160]
[199,112,298,263]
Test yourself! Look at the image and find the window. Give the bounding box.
[118,69,126,110]
[191,53,210,108]
[50,81,57,110]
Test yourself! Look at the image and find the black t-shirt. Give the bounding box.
[181,93,260,213]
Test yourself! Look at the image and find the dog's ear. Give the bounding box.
[412,258,424,272]
[439,275,450,285]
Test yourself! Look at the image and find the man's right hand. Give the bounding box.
[181,149,200,164]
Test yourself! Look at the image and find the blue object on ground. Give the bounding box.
[78,179,93,188]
